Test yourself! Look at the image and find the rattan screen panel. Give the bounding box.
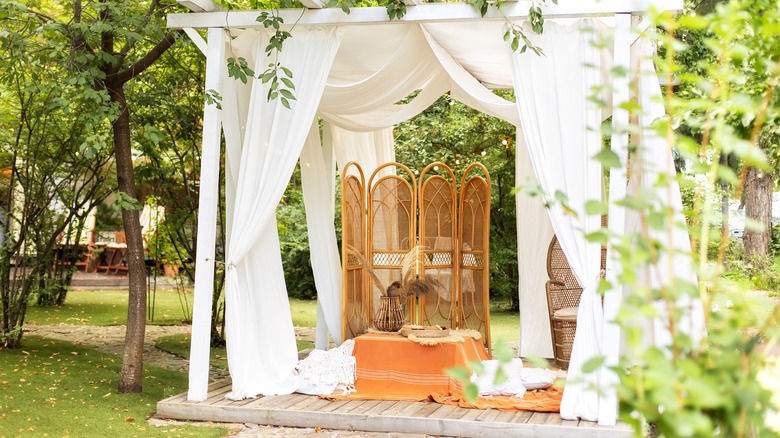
[340,166,369,340]
[339,161,490,344]
[458,164,491,347]
[368,163,416,324]
[418,164,457,328]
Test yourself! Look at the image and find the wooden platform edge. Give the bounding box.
[157,398,633,438]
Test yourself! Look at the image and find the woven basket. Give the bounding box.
[400,325,448,338]
[373,296,404,332]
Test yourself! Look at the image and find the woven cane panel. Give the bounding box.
[461,252,483,268]
[419,174,457,330]
[372,252,404,267]
[345,268,368,339]
[547,282,583,312]
[546,237,581,296]
[343,176,364,252]
[460,179,488,252]
[370,178,413,252]
[345,253,362,269]
[458,270,487,335]
[420,177,456,245]
[424,251,452,266]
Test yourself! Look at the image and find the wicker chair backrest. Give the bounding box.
[546,236,581,289]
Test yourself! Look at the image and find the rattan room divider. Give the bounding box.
[340,161,491,348]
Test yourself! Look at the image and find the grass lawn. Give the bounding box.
[155,334,315,369]
[25,290,319,328]
[0,336,224,437]
[25,289,193,326]
[489,305,520,347]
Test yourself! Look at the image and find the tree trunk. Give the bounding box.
[743,166,773,257]
[110,83,148,394]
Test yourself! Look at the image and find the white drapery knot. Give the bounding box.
[226,262,237,270]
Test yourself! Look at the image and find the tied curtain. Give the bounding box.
[509,20,606,421]
[221,27,342,400]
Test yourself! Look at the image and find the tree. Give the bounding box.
[12,0,186,392]
[394,93,519,308]
[0,1,114,347]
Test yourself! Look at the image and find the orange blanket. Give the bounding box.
[430,387,563,412]
[328,332,489,402]
[327,333,562,413]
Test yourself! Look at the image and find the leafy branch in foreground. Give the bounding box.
[223,9,297,108]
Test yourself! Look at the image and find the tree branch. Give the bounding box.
[114,30,182,85]
[117,0,161,64]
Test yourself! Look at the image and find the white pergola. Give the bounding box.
[168,0,702,427]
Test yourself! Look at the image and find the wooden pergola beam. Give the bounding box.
[168,0,682,29]
[177,0,224,12]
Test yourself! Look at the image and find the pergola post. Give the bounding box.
[188,27,227,402]
[598,12,632,426]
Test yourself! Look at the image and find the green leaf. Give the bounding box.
[581,355,606,373]
[464,383,479,402]
[593,148,621,168]
[493,341,514,362]
[585,200,608,216]
[279,89,296,100]
[446,366,471,383]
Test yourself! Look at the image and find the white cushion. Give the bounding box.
[552,306,578,320]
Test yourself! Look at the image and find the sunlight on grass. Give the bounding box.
[25,291,320,328]
[0,336,224,437]
[155,334,315,369]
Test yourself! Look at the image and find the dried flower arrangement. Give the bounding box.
[346,245,444,301]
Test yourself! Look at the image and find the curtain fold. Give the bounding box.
[223,27,343,399]
[509,20,605,421]
[421,25,520,126]
[301,122,343,348]
[515,130,555,358]
[626,39,705,349]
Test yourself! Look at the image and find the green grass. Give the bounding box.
[0,336,224,437]
[25,291,319,328]
[489,306,520,347]
[25,289,193,326]
[155,334,315,370]
[288,298,317,328]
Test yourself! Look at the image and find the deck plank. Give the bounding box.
[475,408,501,422]
[428,404,460,419]
[457,408,484,422]
[363,400,397,416]
[348,400,382,415]
[411,402,442,418]
[295,397,333,413]
[157,388,633,438]
[493,410,518,423]
[510,410,534,424]
[316,399,352,413]
[332,400,368,414]
[392,401,428,417]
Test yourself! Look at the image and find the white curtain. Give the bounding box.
[329,124,396,176]
[509,20,605,421]
[515,130,555,358]
[223,27,342,399]
[300,122,343,349]
[625,39,705,349]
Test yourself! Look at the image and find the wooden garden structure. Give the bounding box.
[163,0,703,434]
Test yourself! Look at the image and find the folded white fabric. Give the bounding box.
[470,359,556,397]
[519,367,556,390]
[294,339,356,396]
[471,358,526,398]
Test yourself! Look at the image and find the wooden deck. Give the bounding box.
[157,379,633,437]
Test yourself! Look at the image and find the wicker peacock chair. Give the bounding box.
[545,218,607,370]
